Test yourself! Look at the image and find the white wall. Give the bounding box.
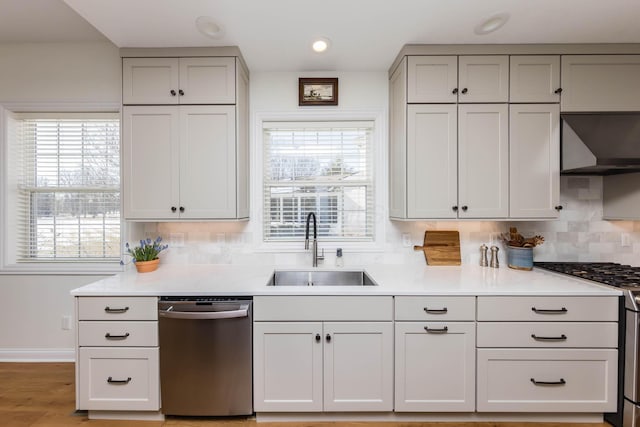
[0,41,120,360]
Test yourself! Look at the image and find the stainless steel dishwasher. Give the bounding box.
[158,296,252,416]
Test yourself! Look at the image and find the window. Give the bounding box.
[7,112,120,264]
[263,121,374,242]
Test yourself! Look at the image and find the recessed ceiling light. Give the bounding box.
[474,12,510,35]
[195,16,224,39]
[312,38,330,53]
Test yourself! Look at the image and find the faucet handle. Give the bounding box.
[318,248,325,260]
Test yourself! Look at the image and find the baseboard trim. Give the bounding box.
[0,348,75,362]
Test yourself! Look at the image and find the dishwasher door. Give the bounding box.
[158,297,252,416]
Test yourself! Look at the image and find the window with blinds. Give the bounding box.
[263,121,374,242]
[13,113,120,262]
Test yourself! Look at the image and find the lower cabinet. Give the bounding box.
[395,322,476,412]
[253,321,393,412]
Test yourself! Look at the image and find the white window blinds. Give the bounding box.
[263,121,374,242]
[13,113,120,262]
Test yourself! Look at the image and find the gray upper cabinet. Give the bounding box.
[510,55,561,103]
[561,55,640,111]
[407,56,458,103]
[458,56,509,103]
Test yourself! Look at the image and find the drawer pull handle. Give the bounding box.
[530,378,566,386]
[105,332,130,340]
[531,333,567,341]
[424,326,448,333]
[107,376,132,385]
[424,307,448,314]
[531,307,567,314]
[104,306,129,314]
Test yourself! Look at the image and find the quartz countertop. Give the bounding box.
[70,264,621,297]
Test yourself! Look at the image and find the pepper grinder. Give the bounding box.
[480,244,488,267]
[489,245,499,268]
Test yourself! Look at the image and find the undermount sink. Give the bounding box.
[267,270,377,287]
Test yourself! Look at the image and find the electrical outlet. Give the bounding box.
[622,233,632,247]
[61,315,72,330]
[169,233,185,248]
[401,233,412,247]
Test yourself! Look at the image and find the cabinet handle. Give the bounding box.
[531,333,567,341]
[171,206,177,212]
[179,206,185,213]
[104,306,129,314]
[461,205,468,211]
[107,376,132,385]
[532,307,568,314]
[555,205,563,211]
[461,88,468,94]
[452,88,458,94]
[424,326,448,333]
[105,332,130,340]
[424,307,448,314]
[554,88,563,94]
[326,334,331,342]
[452,206,458,212]
[170,90,176,96]
[315,333,321,342]
[530,378,566,386]
[179,89,185,96]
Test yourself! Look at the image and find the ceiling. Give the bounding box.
[2,0,640,71]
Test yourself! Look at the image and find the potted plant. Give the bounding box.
[122,237,168,273]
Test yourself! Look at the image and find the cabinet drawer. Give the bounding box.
[395,296,475,321]
[78,297,158,321]
[79,321,158,347]
[253,296,392,321]
[78,347,159,411]
[477,322,618,348]
[477,348,617,413]
[477,296,618,321]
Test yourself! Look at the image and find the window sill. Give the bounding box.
[0,262,124,276]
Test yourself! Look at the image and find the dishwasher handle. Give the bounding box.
[159,303,250,320]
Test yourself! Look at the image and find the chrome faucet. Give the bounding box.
[305,212,324,267]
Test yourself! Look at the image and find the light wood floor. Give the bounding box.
[0,363,613,427]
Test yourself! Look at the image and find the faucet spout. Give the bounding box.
[304,212,323,267]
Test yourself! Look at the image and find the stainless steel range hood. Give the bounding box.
[561,112,640,175]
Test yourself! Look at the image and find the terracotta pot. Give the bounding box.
[134,258,160,273]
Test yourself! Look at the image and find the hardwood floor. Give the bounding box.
[0,363,613,427]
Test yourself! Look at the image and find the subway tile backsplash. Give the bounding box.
[143,176,640,268]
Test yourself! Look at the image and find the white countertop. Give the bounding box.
[70,264,621,297]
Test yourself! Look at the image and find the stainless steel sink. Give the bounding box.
[267,270,377,286]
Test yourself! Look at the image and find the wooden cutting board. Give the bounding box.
[413,231,461,266]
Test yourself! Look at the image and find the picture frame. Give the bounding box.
[298,77,339,106]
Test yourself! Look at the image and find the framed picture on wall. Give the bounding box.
[298,78,338,106]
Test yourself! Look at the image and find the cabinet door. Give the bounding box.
[561,55,640,111]
[407,56,458,103]
[510,55,561,103]
[122,58,179,105]
[253,322,323,412]
[236,61,250,218]
[123,106,180,220]
[407,104,457,218]
[395,322,476,412]
[458,104,509,218]
[179,106,236,219]
[178,57,236,104]
[509,104,560,218]
[459,56,509,103]
[323,322,393,412]
[389,59,408,218]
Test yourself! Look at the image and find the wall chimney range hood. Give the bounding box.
[561,112,640,175]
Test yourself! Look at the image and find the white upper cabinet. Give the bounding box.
[407,56,458,103]
[123,57,236,105]
[510,55,561,103]
[509,104,560,218]
[389,59,408,219]
[458,56,509,103]
[561,55,640,111]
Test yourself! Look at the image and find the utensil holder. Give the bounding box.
[507,246,533,271]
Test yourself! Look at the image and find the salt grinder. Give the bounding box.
[480,244,488,267]
[489,246,499,268]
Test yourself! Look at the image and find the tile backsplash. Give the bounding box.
[139,176,640,268]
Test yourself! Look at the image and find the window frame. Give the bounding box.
[0,103,124,275]
[252,110,386,254]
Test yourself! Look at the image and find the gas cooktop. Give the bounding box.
[535,262,640,290]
